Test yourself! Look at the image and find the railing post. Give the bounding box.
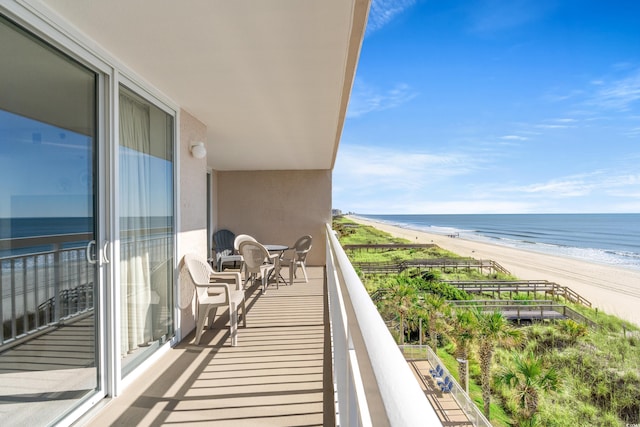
[21,257,28,335]
[34,256,39,328]
[53,243,61,323]
[10,259,17,340]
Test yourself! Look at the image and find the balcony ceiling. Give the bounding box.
[40,0,369,171]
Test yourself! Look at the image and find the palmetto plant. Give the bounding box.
[448,309,477,393]
[424,294,450,349]
[473,309,522,419]
[558,319,588,345]
[497,351,558,426]
[386,277,418,344]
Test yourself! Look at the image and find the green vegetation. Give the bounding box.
[334,216,640,426]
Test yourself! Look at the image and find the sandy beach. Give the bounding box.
[348,216,640,327]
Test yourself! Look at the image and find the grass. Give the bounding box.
[335,216,640,426]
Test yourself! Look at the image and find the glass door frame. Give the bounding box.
[1,3,180,421]
[112,73,179,395]
[0,4,113,422]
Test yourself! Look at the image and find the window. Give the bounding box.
[119,86,175,375]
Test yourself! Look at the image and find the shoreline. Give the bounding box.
[347,215,640,327]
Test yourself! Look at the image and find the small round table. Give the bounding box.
[264,244,288,253]
[264,244,290,285]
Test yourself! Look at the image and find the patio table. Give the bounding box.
[264,244,290,286]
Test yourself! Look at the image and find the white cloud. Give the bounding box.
[504,171,640,199]
[500,135,528,141]
[590,68,640,111]
[334,144,480,192]
[333,140,640,214]
[466,0,555,34]
[379,199,538,215]
[625,127,640,137]
[517,179,593,197]
[543,89,585,103]
[366,0,417,35]
[525,118,579,131]
[333,144,500,213]
[347,80,417,118]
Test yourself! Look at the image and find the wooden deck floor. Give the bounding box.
[80,266,331,426]
[0,314,97,426]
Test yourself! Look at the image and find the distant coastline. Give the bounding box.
[0,216,173,239]
[349,215,640,327]
[354,213,640,271]
[0,216,173,258]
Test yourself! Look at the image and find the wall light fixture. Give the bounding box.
[190,141,207,159]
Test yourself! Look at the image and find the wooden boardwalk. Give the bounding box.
[445,280,592,307]
[352,258,510,276]
[449,300,597,328]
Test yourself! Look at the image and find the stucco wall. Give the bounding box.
[177,109,208,337]
[216,170,331,266]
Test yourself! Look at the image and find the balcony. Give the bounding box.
[1,226,455,426]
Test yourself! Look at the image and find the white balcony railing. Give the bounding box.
[0,233,94,348]
[325,224,443,426]
[0,229,171,350]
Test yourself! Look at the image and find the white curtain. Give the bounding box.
[119,93,152,355]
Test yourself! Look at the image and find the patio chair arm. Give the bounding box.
[210,271,243,291]
[194,282,232,303]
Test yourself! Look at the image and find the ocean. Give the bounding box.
[356,213,640,271]
[0,216,172,257]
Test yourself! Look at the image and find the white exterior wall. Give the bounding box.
[216,170,331,267]
[177,109,208,337]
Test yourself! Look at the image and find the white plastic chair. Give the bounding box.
[184,253,246,346]
[290,235,312,282]
[233,234,256,277]
[234,234,257,251]
[238,240,277,293]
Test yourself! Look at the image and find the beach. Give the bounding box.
[349,216,640,327]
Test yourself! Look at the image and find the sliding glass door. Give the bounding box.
[119,86,175,376]
[0,11,177,424]
[0,15,100,425]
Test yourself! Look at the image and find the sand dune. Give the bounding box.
[349,216,640,327]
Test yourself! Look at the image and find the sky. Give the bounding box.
[0,110,173,218]
[333,0,640,214]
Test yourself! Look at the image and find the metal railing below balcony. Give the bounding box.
[325,223,443,426]
[400,345,492,427]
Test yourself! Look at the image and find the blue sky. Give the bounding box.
[334,0,640,214]
[0,110,173,218]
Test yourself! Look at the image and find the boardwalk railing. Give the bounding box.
[326,224,443,426]
[449,300,597,328]
[399,345,492,427]
[353,259,510,276]
[445,280,592,307]
[343,243,438,251]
